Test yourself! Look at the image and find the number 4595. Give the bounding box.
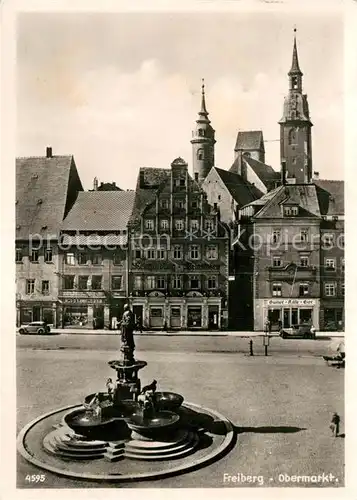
[25,474,46,483]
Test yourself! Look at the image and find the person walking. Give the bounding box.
[330,412,340,437]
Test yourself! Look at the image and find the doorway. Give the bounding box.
[170,307,181,328]
[208,305,219,330]
[268,309,281,331]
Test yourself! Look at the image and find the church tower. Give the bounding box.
[191,80,216,183]
[279,30,313,184]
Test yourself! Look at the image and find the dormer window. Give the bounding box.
[283,205,298,217]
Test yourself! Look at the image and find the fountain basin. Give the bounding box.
[126,411,180,439]
[64,409,117,438]
[154,392,184,412]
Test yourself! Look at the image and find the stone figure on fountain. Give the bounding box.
[120,304,136,364]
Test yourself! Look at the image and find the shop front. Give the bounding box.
[17,300,58,327]
[320,300,344,331]
[59,297,108,329]
[254,298,320,331]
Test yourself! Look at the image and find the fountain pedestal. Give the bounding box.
[108,359,147,403]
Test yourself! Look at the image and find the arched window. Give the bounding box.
[288,128,297,145]
[198,129,205,137]
[197,148,205,160]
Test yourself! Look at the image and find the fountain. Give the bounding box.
[17,307,234,481]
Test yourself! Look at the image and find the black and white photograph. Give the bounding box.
[2,0,356,495]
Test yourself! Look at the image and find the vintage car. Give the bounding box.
[279,323,316,339]
[18,321,51,335]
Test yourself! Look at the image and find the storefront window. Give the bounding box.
[63,306,88,327]
[21,309,32,324]
[43,308,54,324]
[187,306,202,328]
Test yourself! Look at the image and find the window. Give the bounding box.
[272,256,282,267]
[190,245,200,260]
[325,258,336,270]
[16,248,22,263]
[206,245,218,260]
[341,258,345,271]
[198,129,205,137]
[160,219,169,230]
[341,282,345,297]
[191,200,198,209]
[208,276,217,289]
[91,253,102,265]
[42,280,50,295]
[147,249,156,259]
[288,128,297,145]
[112,276,122,290]
[30,249,39,262]
[180,178,185,186]
[197,149,204,160]
[175,219,184,231]
[299,229,308,242]
[63,275,74,290]
[189,276,200,289]
[26,279,35,294]
[284,206,291,216]
[78,252,88,265]
[190,219,199,231]
[91,276,102,290]
[172,275,182,289]
[322,234,334,247]
[44,248,52,263]
[78,276,88,290]
[272,230,281,244]
[160,199,169,209]
[284,205,299,216]
[133,249,141,260]
[325,283,336,297]
[272,283,282,297]
[113,252,122,265]
[157,276,166,289]
[175,199,185,209]
[299,283,309,296]
[145,219,154,230]
[300,255,309,267]
[205,219,214,231]
[157,249,166,260]
[134,275,142,289]
[146,276,156,289]
[65,252,75,265]
[173,245,182,259]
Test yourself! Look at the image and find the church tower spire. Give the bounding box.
[191,79,216,183]
[279,29,313,184]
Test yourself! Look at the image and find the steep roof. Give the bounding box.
[129,167,171,226]
[214,167,263,206]
[242,156,280,186]
[234,131,264,152]
[253,184,321,219]
[62,191,136,231]
[16,155,82,239]
[314,180,344,216]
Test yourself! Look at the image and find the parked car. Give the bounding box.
[18,321,51,335]
[279,323,316,339]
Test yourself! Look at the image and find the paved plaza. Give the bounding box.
[16,335,344,488]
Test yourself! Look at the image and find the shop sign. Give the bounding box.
[61,298,106,305]
[266,298,316,307]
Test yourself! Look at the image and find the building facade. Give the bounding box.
[127,158,229,330]
[59,191,136,329]
[16,148,83,326]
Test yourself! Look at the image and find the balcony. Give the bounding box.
[267,263,317,282]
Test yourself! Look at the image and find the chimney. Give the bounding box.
[93,177,98,190]
[313,171,320,180]
[194,172,199,182]
[46,146,52,158]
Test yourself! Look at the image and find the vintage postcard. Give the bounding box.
[1,0,356,498]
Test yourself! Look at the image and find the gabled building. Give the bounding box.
[16,147,83,326]
[59,190,136,329]
[127,158,230,331]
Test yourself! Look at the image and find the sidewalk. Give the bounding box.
[50,328,345,338]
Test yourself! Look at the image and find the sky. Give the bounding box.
[16,10,344,190]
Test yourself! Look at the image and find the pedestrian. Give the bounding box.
[330,412,340,437]
[265,319,271,334]
[136,316,143,333]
